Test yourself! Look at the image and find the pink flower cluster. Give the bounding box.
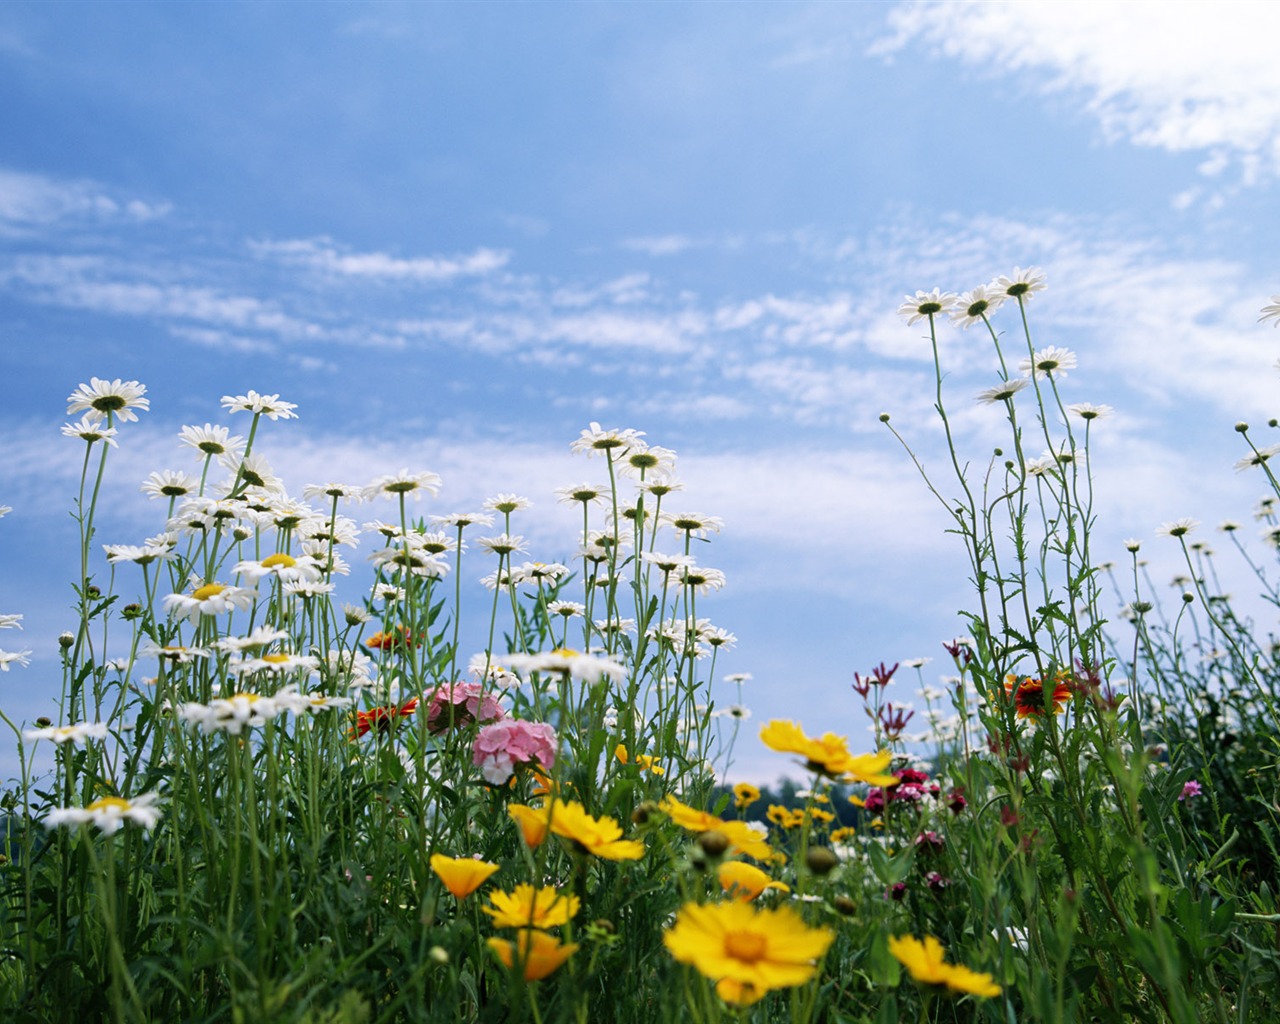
[472,720,557,784]
[425,681,505,734]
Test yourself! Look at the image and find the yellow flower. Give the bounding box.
[831,826,857,844]
[508,803,552,848]
[733,782,761,810]
[718,861,791,902]
[487,930,579,980]
[660,796,774,862]
[429,854,499,899]
[548,799,645,861]
[809,808,835,825]
[759,720,899,786]
[715,978,766,1006]
[888,934,1002,998]
[483,884,580,929]
[664,901,834,993]
[614,743,665,775]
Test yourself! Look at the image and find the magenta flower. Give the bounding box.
[425,681,506,734]
[473,720,557,784]
[1179,780,1202,802]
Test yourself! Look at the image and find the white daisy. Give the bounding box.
[1259,294,1280,326]
[1156,518,1200,539]
[476,534,527,557]
[570,422,646,456]
[1068,403,1113,421]
[430,511,495,530]
[66,378,150,422]
[162,582,257,624]
[24,721,109,745]
[897,288,958,325]
[179,423,245,461]
[178,693,285,734]
[141,469,199,500]
[661,512,724,538]
[1018,345,1076,379]
[364,469,442,501]
[950,284,1006,329]
[0,614,22,630]
[975,378,1029,405]
[220,391,298,420]
[233,552,323,585]
[991,266,1047,300]
[61,415,118,447]
[619,444,677,479]
[45,791,162,834]
[0,648,33,671]
[214,626,290,653]
[483,493,532,514]
[555,483,609,507]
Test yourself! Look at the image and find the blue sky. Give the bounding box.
[4,1,1280,781]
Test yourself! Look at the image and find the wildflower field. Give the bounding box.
[5,269,1280,1023]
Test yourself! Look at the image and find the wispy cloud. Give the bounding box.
[619,234,703,257]
[877,1,1280,187]
[249,236,510,283]
[0,168,171,236]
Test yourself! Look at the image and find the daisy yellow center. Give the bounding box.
[87,796,130,812]
[262,653,290,664]
[261,553,297,569]
[192,583,227,601]
[724,931,768,963]
[92,396,127,412]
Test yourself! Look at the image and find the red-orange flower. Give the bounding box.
[365,626,417,652]
[351,698,419,739]
[1004,674,1071,719]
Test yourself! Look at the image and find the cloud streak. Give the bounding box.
[878,1,1280,184]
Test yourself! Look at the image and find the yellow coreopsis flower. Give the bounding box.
[718,861,790,902]
[429,853,499,899]
[733,782,761,810]
[483,884,580,930]
[663,901,834,994]
[760,720,899,786]
[888,934,1002,998]
[548,799,645,861]
[508,803,552,848]
[487,930,579,981]
[660,795,775,862]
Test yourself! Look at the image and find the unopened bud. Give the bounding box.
[832,895,856,916]
[631,800,660,827]
[805,846,840,876]
[58,632,75,649]
[696,830,730,860]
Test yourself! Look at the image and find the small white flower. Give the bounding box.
[302,481,365,505]
[365,469,442,501]
[950,284,1006,328]
[975,378,1029,405]
[570,422,646,456]
[1156,518,1199,539]
[555,483,609,507]
[1234,445,1280,472]
[1068,402,1113,421]
[483,493,531,514]
[723,672,753,685]
[162,582,257,624]
[141,470,199,500]
[430,511,495,529]
[1018,345,1076,379]
[661,512,724,538]
[0,614,22,630]
[179,423,245,461]
[220,390,298,420]
[24,721,109,745]
[0,648,33,671]
[46,792,162,834]
[991,266,1047,300]
[1259,294,1280,326]
[67,378,150,422]
[62,415,118,447]
[897,288,958,325]
[476,534,527,557]
[233,552,323,585]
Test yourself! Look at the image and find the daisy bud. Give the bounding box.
[696,830,730,860]
[1182,592,1195,604]
[631,800,660,827]
[878,412,891,423]
[1235,422,1249,433]
[1270,419,1278,428]
[36,716,52,728]
[805,846,839,876]
[832,895,857,916]
[123,603,143,620]
[59,632,75,649]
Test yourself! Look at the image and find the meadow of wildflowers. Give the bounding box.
[3,271,1280,1022]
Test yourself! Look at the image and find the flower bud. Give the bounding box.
[805,846,839,876]
[832,895,856,916]
[58,632,75,649]
[695,830,730,860]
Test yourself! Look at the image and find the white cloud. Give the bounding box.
[5,255,324,342]
[249,236,510,282]
[619,234,702,256]
[0,168,171,236]
[879,0,1280,181]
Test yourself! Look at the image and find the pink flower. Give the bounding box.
[1179,780,1202,801]
[425,681,506,734]
[473,720,557,785]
